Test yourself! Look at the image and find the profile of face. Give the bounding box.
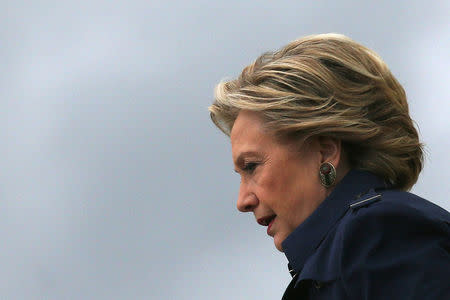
[231,110,342,251]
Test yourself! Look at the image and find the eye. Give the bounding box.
[242,162,258,173]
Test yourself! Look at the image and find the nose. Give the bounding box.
[236,181,258,212]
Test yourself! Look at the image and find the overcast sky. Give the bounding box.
[1,1,449,299]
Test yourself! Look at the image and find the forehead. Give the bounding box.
[231,111,265,141]
[230,111,273,159]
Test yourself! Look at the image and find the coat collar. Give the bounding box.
[282,169,387,276]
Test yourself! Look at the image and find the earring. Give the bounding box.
[319,162,336,188]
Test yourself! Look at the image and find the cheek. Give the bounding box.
[278,163,323,226]
[267,170,305,213]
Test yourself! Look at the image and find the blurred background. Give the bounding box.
[1,1,449,299]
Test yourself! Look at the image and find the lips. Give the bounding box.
[257,214,276,226]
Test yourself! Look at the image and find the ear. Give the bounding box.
[317,136,342,168]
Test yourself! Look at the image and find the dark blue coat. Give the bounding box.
[281,170,450,299]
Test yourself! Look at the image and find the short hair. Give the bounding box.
[209,33,423,190]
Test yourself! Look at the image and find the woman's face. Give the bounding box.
[231,111,329,251]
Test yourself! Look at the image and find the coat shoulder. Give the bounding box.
[334,190,450,299]
[340,190,450,229]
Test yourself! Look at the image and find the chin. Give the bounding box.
[274,235,285,252]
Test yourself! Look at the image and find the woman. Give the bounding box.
[208,34,450,299]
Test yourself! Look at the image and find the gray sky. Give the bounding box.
[1,1,449,299]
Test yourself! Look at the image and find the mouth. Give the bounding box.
[257,214,276,227]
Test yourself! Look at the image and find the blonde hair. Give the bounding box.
[209,33,423,190]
